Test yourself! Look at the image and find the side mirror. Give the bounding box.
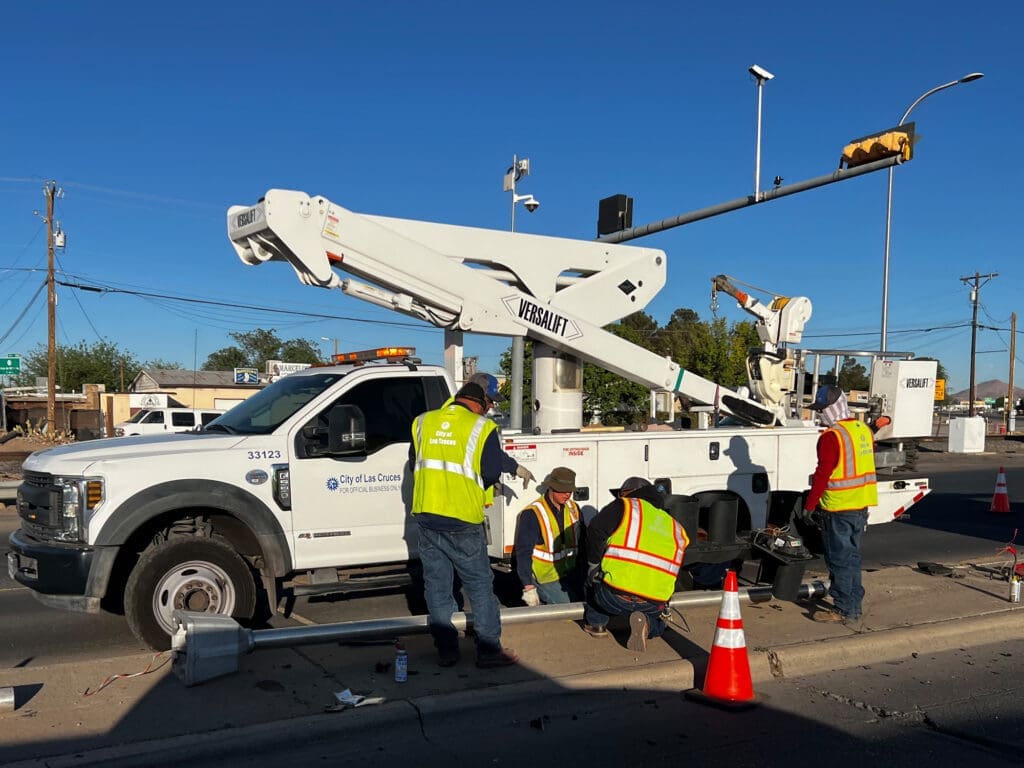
[328,404,367,455]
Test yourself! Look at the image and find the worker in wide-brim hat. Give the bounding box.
[514,467,583,606]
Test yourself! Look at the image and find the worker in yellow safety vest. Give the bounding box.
[800,384,878,625]
[410,380,532,670]
[515,466,583,606]
[581,476,688,652]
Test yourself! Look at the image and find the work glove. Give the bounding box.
[516,465,535,490]
[586,562,604,587]
[521,587,541,607]
[795,507,815,526]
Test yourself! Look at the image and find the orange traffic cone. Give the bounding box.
[685,569,757,710]
[991,467,1011,514]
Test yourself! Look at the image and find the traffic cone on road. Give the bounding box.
[990,467,1011,514]
[685,569,757,710]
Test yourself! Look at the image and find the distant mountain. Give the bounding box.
[949,379,1024,401]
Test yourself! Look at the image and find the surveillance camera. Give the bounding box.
[749,64,774,81]
[524,196,540,213]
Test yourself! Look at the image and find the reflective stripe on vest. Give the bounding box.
[529,498,580,584]
[601,498,688,602]
[410,403,496,523]
[820,419,878,511]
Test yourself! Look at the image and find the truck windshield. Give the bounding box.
[126,410,151,423]
[204,372,346,435]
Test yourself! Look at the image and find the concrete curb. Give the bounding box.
[757,608,1022,681]
[5,608,1021,768]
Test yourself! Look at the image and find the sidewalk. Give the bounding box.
[1,565,1019,767]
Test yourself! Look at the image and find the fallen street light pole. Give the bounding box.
[171,580,829,686]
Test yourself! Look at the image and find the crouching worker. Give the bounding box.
[515,466,583,606]
[582,477,689,652]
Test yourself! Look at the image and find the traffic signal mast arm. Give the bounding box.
[228,189,778,426]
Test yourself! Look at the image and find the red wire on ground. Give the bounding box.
[83,652,170,697]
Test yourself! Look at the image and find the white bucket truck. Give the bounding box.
[9,152,936,650]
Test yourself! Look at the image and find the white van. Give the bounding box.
[113,408,225,436]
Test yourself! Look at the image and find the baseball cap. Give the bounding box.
[468,372,505,403]
[454,381,488,408]
[808,385,843,412]
[609,476,652,498]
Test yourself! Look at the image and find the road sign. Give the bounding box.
[934,378,945,401]
[0,355,21,376]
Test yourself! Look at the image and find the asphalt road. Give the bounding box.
[2,451,1022,668]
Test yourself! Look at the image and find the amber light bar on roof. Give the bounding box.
[331,346,416,363]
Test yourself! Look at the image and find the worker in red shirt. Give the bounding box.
[801,384,878,624]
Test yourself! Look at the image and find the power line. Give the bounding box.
[54,279,432,330]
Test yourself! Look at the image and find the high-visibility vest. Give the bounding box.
[526,496,581,584]
[820,419,878,512]
[411,403,497,524]
[601,498,689,602]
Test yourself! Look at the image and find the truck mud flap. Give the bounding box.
[870,477,930,524]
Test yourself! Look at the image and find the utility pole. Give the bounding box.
[44,181,58,434]
[960,271,998,418]
[1008,312,1017,433]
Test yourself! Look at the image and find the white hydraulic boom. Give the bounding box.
[710,275,812,415]
[228,190,780,427]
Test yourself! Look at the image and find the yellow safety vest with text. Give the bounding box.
[820,419,878,512]
[601,498,689,602]
[527,497,581,584]
[411,403,497,524]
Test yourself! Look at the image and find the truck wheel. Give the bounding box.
[125,537,257,650]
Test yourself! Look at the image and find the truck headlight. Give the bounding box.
[53,477,104,542]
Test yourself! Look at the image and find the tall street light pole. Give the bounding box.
[504,154,540,431]
[748,64,775,202]
[880,72,984,353]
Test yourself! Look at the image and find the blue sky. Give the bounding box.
[0,2,1018,394]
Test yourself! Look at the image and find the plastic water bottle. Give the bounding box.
[394,643,408,683]
[1010,576,1022,604]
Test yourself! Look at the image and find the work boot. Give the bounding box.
[475,648,519,669]
[812,608,845,623]
[627,611,649,652]
[581,623,609,638]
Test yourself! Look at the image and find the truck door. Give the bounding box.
[288,373,442,568]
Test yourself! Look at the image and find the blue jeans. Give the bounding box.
[537,577,582,605]
[822,509,868,619]
[583,582,667,638]
[416,521,503,655]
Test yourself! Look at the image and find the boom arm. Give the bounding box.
[711,274,812,353]
[229,190,778,426]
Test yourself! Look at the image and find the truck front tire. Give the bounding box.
[125,536,257,650]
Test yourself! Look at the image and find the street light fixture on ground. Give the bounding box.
[880,72,983,353]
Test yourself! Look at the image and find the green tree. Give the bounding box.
[837,356,870,391]
[14,340,144,393]
[202,329,320,371]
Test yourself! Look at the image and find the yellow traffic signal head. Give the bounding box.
[840,122,916,169]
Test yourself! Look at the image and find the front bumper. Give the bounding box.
[8,529,116,613]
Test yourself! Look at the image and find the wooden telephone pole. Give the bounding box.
[44,181,57,433]
[960,271,998,418]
